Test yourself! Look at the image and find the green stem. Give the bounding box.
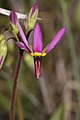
[10,49,23,120]
[60,1,80,119]
[60,0,80,82]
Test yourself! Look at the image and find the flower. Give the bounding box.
[26,3,38,31]
[16,22,66,79]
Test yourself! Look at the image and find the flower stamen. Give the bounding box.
[31,52,46,57]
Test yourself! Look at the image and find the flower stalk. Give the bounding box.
[10,49,23,120]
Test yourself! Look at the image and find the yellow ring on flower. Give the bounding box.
[31,52,46,57]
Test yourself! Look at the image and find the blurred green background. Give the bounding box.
[0,0,80,120]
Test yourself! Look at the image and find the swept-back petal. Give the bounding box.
[33,23,43,52]
[17,22,31,52]
[16,42,29,52]
[10,11,17,25]
[44,27,66,54]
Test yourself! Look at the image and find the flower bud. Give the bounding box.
[9,11,18,38]
[10,11,17,25]
[27,3,38,31]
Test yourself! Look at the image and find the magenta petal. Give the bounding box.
[10,11,17,25]
[16,42,29,52]
[33,23,43,52]
[17,22,31,52]
[45,27,66,54]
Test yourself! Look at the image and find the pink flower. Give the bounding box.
[16,23,66,79]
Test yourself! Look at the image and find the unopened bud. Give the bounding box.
[9,11,18,38]
[27,3,39,31]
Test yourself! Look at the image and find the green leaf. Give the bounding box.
[0,34,5,42]
[49,105,64,120]
[0,34,7,69]
[74,1,80,27]
[0,93,10,112]
[9,22,19,41]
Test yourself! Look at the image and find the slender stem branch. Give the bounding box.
[0,8,42,20]
[10,49,23,120]
[61,0,80,82]
[26,30,32,40]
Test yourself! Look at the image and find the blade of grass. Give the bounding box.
[0,8,42,20]
[61,0,80,82]
[61,1,80,119]
[0,93,10,112]
[49,105,64,120]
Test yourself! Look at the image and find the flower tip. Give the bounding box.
[62,27,66,33]
[33,3,38,9]
[58,27,66,36]
[32,3,38,15]
[10,11,17,25]
[10,11,16,14]
[34,22,40,30]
